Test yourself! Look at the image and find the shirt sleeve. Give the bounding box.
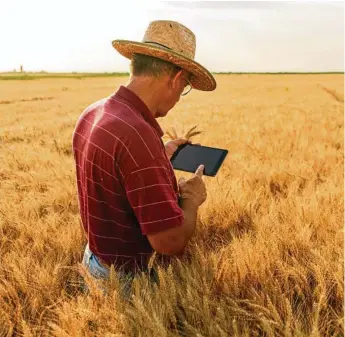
[123,156,184,235]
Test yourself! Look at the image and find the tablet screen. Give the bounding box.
[170,144,228,176]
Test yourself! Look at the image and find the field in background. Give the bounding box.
[1,71,343,81]
[0,72,129,81]
[0,74,343,336]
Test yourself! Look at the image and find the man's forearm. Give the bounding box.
[179,199,198,248]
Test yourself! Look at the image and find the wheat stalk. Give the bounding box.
[165,125,203,140]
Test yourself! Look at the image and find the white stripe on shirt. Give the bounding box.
[141,214,183,225]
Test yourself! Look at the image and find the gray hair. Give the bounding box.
[130,53,181,78]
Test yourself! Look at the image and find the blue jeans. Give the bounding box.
[82,244,135,297]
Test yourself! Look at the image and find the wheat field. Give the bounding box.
[0,74,343,336]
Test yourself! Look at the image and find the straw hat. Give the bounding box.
[112,20,216,91]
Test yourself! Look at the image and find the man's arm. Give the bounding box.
[147,199,198,255]
[123,155,186,251]
[146,165,206,256]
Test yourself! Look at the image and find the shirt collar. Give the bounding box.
[112,85,164,137]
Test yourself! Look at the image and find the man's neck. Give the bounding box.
[125,76,163,118]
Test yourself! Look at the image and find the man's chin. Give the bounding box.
[157,110,169,118]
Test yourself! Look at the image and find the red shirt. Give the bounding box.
[72,85,184,273]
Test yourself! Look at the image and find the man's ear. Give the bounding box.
[171,69,183,88]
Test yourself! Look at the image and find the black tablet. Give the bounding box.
[170,144,228,177]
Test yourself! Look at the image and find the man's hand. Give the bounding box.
[164,138,200,160]
[178,164,207,208]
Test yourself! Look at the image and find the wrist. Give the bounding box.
[178,196,199,210]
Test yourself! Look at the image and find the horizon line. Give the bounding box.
[1,71,344,75]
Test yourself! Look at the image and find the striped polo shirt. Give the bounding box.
[72,85,184,273]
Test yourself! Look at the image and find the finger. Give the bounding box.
[177,138,189,145]
[195,164,204,177]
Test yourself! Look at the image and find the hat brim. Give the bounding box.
[112,40,216,91]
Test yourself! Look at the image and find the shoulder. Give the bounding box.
[103,99,164,160]
[73,98,107,133]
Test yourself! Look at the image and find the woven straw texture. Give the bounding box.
[112,20,216,91]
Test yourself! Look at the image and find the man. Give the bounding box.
[72,20,216,294]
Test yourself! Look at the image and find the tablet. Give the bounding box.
[170,144,228,177]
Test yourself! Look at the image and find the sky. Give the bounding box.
[0,0,343,73]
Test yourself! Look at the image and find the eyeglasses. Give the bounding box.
[181,77,192,96]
